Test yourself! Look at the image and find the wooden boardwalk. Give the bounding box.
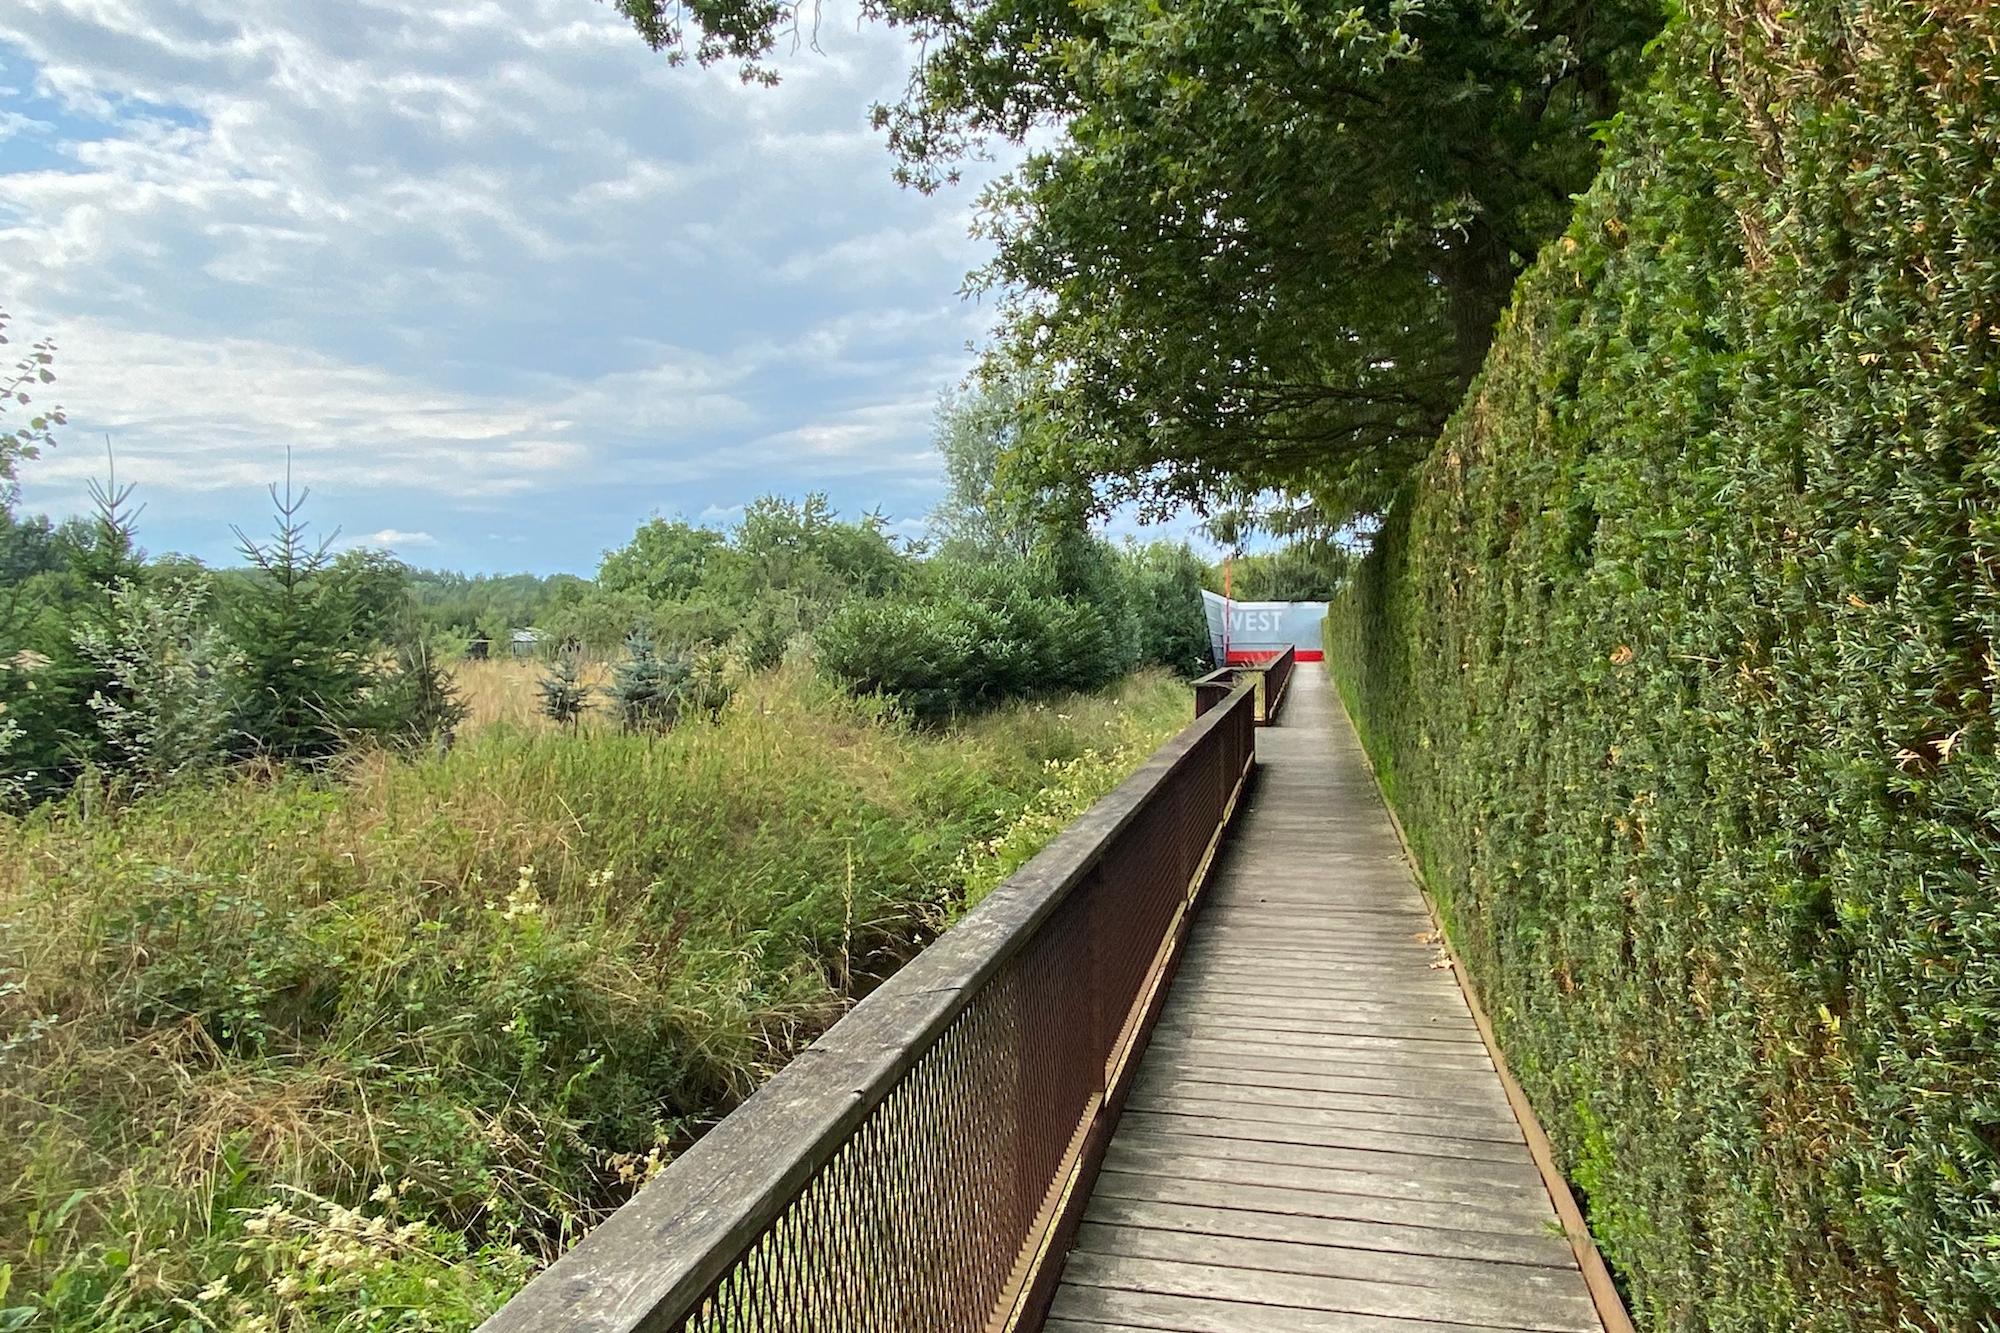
[1045,663,1605,1333]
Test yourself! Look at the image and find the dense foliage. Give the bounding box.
[1326,4,2000,1326]
[0,479,464,799]
[607,1,1658,521]
[555,493,907,664]
[0,666,1191,1332]
[1205,542,1354,604]
[816,396,1215,722]
[952,0,1658,519]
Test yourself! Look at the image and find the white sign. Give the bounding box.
[1201,591,1327,664]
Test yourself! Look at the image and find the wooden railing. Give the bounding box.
[1262,644,1297,720]
[478,680,1258,1333]
[1193,645,1297,726]
[1192,666,1239,719]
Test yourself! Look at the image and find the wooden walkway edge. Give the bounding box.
[1044,663,1611,1333]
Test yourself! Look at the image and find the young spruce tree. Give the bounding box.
[605,630,690,732]
[225,470,372,761]
[537,652,592,730]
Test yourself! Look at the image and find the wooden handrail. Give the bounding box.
[1194,645,1296,726]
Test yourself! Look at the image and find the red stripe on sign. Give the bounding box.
[1224,649,1324,663]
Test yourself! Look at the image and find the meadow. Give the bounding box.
[0,662,1189,1333]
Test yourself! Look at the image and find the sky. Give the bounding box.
[0,0,1191,574]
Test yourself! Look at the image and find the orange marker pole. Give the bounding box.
[1222,552,1233,662]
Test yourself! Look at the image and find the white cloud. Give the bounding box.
[0,0,1019,570]
[347,527,436,550]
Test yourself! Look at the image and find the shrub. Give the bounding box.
[1325,6,2000,1327]
[815,561,1123,721]
[602,632,732,732]
[369,637,468,752]
[71,575,239,787]
[733,590,807,671]
[1122,542,1212,677]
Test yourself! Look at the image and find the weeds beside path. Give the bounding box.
[0,666,1188,1333]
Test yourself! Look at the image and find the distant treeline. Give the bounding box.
[0,479,1267,800]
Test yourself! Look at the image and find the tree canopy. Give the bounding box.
[607,0,1659,525]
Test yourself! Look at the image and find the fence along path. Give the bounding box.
[1046,663,1605,1333]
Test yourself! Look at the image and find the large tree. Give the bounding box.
[607,0,1658,520]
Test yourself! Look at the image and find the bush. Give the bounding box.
[71,575,239,787]
[604,631,683,731]
[603,634,731,732]
[1122,542,1212,677]
[733,590,808,671]
[369,637,468,752]
[1325,6,2000,1327]
[815,561,1124,721]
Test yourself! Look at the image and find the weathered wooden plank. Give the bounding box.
[1069,1227,1600,1331]
[1110,1124,1548,1192]
[1085,1172,1578,1267]
[1132,1057,1508,1109]
[1124,1083,1520,1138]
[1166,972,1474,1007]
[1162,961,1455,990]
[1162,991,1478,1021]
[1173,946,1456,973]
[1176,946,1448,974]
[1142,1032,1497,1076]
[1048,1282,1487,1333]
[1163,1003,1480,1033]
[1081,1192,1576,1270]
[1077,1217,1596,1308]
[1059,1251,1591,1332]
[1131,1058,1517,1115]
[1123,1082,1525,1141]
[1153,1020,1486,1053]
[1101,1145,1559,1234]
[1116,1104,1533,1162]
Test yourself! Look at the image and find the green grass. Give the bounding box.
[0,664,1189,1333]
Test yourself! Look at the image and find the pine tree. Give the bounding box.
[605,631,691,733]
[73,573,239,788]
[15,443,149,788]
[371,636,467,752]
[224,467,371,761]
[536,652,592,730]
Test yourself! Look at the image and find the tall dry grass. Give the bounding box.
[0,665,1189,1332]
[451,656,614,733]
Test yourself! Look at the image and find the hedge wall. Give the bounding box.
[1325,3,2000,1328]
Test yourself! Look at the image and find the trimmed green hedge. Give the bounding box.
[1326,4,2000,1328]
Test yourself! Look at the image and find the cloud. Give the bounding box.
[346,527,436,551]
[0,0,1020,569]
